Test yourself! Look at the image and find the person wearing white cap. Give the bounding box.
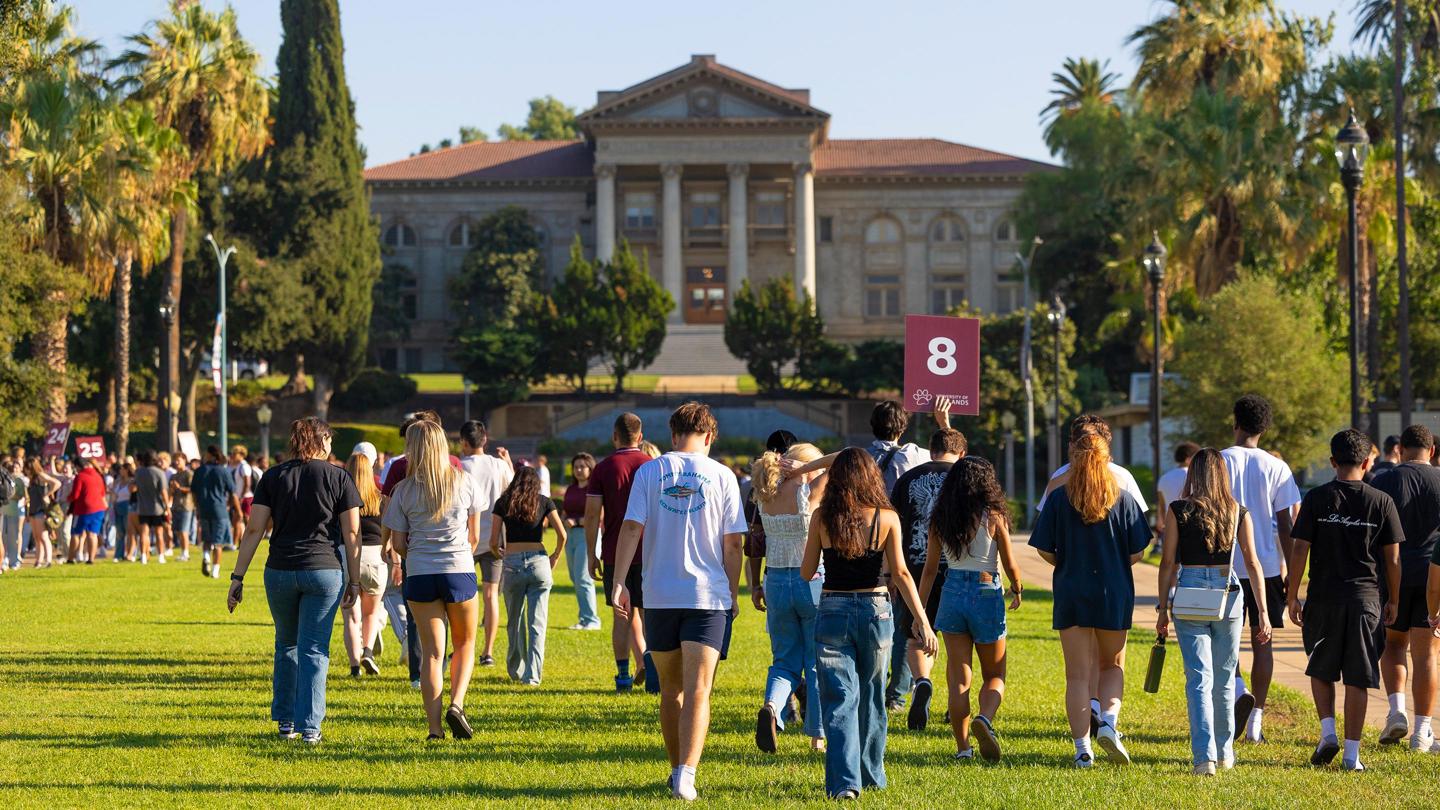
[342,442,390,677]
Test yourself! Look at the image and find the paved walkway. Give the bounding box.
[1010,533,1388,729]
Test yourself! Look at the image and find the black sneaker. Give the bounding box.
[201,560,211,577]
[349,666,361,678]
[360,652,379,676]
[1235,693,1256,741]
[908,679,933,731]
[755,704,779,753]
[1089,706,1101,738]
[886,697,905,713]
[478,654,495,667]
[971,715,1001,762]
[445,704,473,740]
[793,680,808,725]
[1311,736,1341,767]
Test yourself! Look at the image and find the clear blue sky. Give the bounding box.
[69,1,1364,167]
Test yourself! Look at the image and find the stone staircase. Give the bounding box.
[589,324,749,377]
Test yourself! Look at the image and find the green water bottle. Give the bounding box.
[1143,634,1166,694]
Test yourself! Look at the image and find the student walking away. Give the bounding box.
[1374,436,1402,476]
[1154,442,1200,545]
[919,456,1021,762]
[1220,395,1302,743]
[750,441,829,754]
[490,466,568,685]
[132,450,170,566]
[192,446,239,578]
[341,443,390,678]
[1372,425,1440,752]
[227,418,363,745]
[892,423,967,732]
[384,419,483,740]
[586,412,655,692]
[562,453,602,630]
[611,402,748,801]
[1286,429,1403,771]
[798,448,937,799]
[170,453,194,563]
[0,458,25,571]
[228,445,254,550]
[1155,449,1272,776]
[455,419,514,667]
[24,458,59,568]
[1030,430,1151,768]
[110,462,133,562]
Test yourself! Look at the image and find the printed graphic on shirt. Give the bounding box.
[660,471,710,514]
[904,471,947,564]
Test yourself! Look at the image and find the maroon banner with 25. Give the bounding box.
[903,315,981,415]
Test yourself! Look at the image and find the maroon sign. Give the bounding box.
[74,435,106,461]
[42,422,70,457]
[903,315,981,415]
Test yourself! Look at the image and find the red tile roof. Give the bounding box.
[815,139,1052,178]
[364,140,592,183]
[364,138,1051,184]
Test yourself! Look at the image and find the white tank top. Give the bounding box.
[758,481,811,569]
[942,520,998,573]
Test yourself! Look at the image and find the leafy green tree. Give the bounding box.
[1170,275,1346,468]
[498,95,579,141]
[797,339,903,398]
[723,278,822,394]
[459,126,487,143]
[538,240,612,393]
[371,264,415,360]
[597,242,672,394]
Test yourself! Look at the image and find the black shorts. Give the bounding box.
[602,563,644,609]
[1240,575,1286,630]
[1302,598,1384,689]
[138,514,166,528]
[899,563,945,641]
[644,607,734,658]
[403,572,479,605]
[1389,584,1433,632]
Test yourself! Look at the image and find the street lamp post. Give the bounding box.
[1048,294,1066,465]
[1336,113,1370,434]
[1015,236,1043,525]
[1143,232,1167,509]
[256,403,273,466]
[1000,411,1017,500]
[158,291,176,452]
[206,235,237,455]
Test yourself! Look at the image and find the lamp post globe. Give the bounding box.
[1336,112,1369,433]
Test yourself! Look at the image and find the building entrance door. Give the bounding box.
[684,266,727,324]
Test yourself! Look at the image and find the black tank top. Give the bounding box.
[1172,500,1247,566]
[822,509,886,590]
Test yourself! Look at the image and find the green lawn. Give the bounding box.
[0,556,1431,808]
[407,373,662,395]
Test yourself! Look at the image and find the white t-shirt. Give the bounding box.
[1220,445,1301,581]
[868,440,931,492]
[381,473,481,576]
[1156,466,1189,510]
[1038,462,1149,513]
[231,461,253,497]
[622,451,748,611]
[461,453,514,545]
[537,463,552,495]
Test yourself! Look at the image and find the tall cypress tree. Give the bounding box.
[266,0,379,418]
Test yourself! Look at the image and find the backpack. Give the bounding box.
[0,467,14,505]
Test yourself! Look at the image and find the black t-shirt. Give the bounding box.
[253,459,362,571]
[501,496,559,547]
[891,460,952,569]
[1171,500,1248,567]
[1291,479,1402,602]
[1371,462,1440,588]
[359,514,383,547]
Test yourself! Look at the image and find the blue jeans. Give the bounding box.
[1173,567,1244,766]
[565,526,600,627]
[816,593,893,797]
[885,606,912,705]
[112,502,129,559]
[763,567,824,738]
[264,567,344,735]
[502,550,553,684]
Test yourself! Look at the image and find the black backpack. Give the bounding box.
[0,467,15,506]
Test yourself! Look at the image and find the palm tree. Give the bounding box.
[1040,57,1122,155]
[109,0,268,451]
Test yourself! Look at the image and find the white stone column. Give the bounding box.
[727,163,748,300]
[794,162,816,304]
[661,162,684,324]
[595,162,616,262]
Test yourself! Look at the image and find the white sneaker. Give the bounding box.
[1096,723,1131,765]
[211,567,220,579]
[179,552,189,562]
[1410,729,1436,753]
[1381,710,1409,745]
[157,555,167,564]
[140,558,148,565]
[1073,752,1094,769]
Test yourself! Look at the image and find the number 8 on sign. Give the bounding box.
[927,337,957,376]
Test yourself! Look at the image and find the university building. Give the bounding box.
[364,55,1051,373]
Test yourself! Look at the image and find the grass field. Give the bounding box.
[0,555,1434,808]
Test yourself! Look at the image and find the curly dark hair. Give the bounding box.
[818,448,892,559]
[495,466,542,525]
[929,457,1009,562]
[1233,395,1273,437]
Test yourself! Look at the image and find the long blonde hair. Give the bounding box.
[345,452,381,517]
[1069,432,1118,524]
[751,443,822,505]
[1180,448,1238,554]
[404,420,462,521]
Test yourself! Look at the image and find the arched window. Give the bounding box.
[865,218,901,244]
[994,220,1016,242]
[448,221,478,248]
[929,217,965,243]
[383,223,417,248]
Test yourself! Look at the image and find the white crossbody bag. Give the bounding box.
[1170,511,1238,622]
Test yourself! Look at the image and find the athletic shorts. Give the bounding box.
[474,551,503,584]
[70,510,104,537]
[138,514,166,528]
[645,607,734,658]
[602,563,644,609]
[898,562,945,642]
[1302,598,1384,689]
[1241,575,1286,630]
[240,496,253,518]
[403,572,478,605]
[1389,584,1433,632]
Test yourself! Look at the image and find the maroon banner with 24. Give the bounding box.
[903,315,980,415]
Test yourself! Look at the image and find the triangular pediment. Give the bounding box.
[579,55,828,127]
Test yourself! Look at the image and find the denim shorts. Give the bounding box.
[172,509,194,536]
[404,572,479,604]
[934,569,1007,644]
[198,516,231,548]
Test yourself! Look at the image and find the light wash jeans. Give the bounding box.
[565,526,601,627]
[1173,567,1244,766]
[382,580,421,682]
[763,567,824,738]
[264,567,343,736]
[502,550,553,684]
[1,510,22,568]
[816,593,893,797]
